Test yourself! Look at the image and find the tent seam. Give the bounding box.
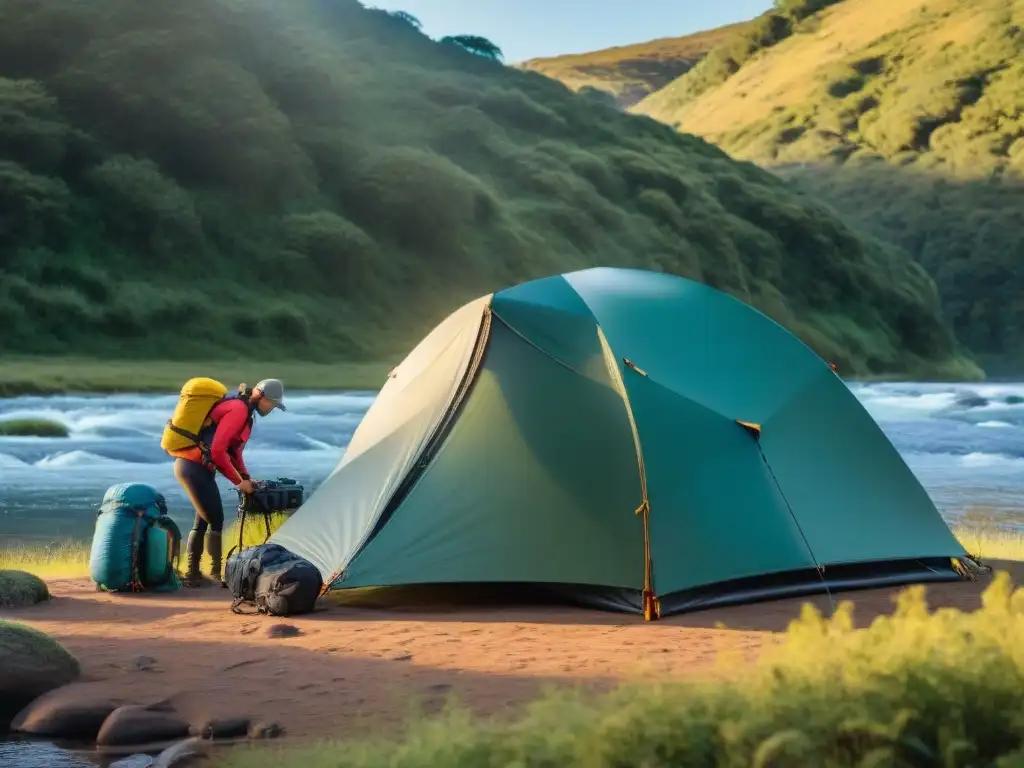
[596,326,659,621]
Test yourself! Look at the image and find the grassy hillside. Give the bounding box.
[634,0,1024,365]
[0,0,980,379]
[518,22,751,109]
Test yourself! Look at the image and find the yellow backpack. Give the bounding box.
[160,377,230,453]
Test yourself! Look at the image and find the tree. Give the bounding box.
[439,34,503,62]
[387,10,422,30]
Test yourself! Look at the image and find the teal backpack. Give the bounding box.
[89,483,183,593]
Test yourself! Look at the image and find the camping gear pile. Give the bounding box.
[223,477,321,616]
[89,483,182,593]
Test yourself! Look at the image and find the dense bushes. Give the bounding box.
[0,0,973,376]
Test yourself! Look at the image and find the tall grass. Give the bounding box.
[215,570,1024,766]
[0,512,290,579]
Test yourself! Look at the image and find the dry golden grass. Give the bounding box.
[634,0,936,133]
[518,21,752,106]
[0,513,290,580]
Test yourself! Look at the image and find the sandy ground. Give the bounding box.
[4,562,1020,748]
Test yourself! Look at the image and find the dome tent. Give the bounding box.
[270,267,970,620]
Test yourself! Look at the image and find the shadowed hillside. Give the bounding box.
[518,22,751,109]
[0,0,979,378]
[633,0,1024,365]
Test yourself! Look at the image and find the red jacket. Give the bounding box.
[171,398,252,485]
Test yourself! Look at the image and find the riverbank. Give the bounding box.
[0,358,397,398]
[4,561,1023,767]
[0,356,1010,399]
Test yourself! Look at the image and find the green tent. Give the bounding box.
[271,267,971,619]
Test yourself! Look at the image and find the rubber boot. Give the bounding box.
[183,529,211,588]
[207,530,223,584]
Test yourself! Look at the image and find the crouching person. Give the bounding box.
[169,379,287,587]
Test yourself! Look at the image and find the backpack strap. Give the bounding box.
[230,597,262,615]
[196,390,256,469]
[127,508,149,593]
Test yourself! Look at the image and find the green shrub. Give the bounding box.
[0,418,68,437]
[0,570,50,607]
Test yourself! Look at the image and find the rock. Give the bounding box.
[132,655,158,672]
[265,623,301,638]
[0,620,81,723]
[96,703,191,747]
[10,689,123,740]
[154,736,208,767]
[110,756,155,768]
[0,570,50,608]
[248,721,284,739]
[189,716,250,739]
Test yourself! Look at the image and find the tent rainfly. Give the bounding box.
[270,267,973,620]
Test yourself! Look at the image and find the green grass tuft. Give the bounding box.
[0,417,69,437]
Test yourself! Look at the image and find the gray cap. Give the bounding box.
[254,378,287,411]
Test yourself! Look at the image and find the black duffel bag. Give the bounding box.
[225,542,322,617]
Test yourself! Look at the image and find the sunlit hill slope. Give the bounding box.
[632,0,1024,372]
[518,22,751,109]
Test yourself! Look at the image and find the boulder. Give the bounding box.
[0,570,50,608]
[10,688,123,740]
[0,620,81,723]
[96,703,191,747]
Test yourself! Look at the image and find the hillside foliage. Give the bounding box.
[634,0,1023,364]
[0,0,978,377]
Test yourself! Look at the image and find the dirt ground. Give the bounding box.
[5,562,1020,747]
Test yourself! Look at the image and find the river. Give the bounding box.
[1,383,1024,543]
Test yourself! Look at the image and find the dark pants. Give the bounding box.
[174,457,224,534]
[174,458,225,582]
